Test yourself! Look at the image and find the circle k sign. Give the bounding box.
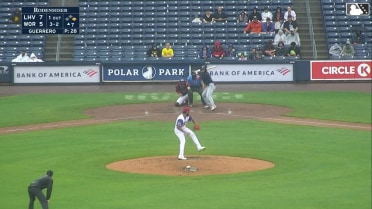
[311,60,372,80]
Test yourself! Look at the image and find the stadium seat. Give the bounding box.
[328,32,340,38]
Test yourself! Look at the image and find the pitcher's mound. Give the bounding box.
[106,155,275,176]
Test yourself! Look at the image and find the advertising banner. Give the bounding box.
[207,64,293,82]
[14,65,100,83]
[311,60,372,80]
[0,65,11,83]
[102,63,190,82]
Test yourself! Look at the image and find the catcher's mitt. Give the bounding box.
[193,124,201,130]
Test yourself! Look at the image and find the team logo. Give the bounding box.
[276,67,291,76]
[142,65,156,79]
[83,69,98,77]
[0,66,9,74]
[346,3,370,16]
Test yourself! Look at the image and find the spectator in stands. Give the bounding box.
[261,6,273,22]
[248,47,262,60]
[162,43,174,58]
[248,7,262,22]
[29,53,44,62]
[351,30,365,45]
[341,40,355,57]
[284,5,296,21]
[12,50,30,62]
[273,7,284,33]
[273,6,284,23]
[283,15,298,34]
[147,43,162,58]
[286,42,300,57]
[329,43,343,57]
[237,52,248,61]
[237,10,249,23]
[263,40,276,57]
[275,41,287,57]
[198,45,211,60]
[213,6,228,23]
[262,17,275,33]
[274,18,284,34]
[274,29,288,45]
[202,9,214,23]
[286,29,300,46]
[244,16,262,34]
[191,15,202,23]
[8,8,21,24]
[226,44,237,57]
[211,40,226,59]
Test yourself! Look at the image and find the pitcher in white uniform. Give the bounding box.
[174,106,206,160]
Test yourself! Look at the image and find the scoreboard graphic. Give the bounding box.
[21,7,79,34]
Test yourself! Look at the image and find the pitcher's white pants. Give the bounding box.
[174,127,202,158]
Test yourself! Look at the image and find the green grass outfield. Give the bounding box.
[0,91,371,209]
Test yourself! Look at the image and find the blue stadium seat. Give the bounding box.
[321,0,334,4]
[325,21,338,27]
[328,32,340,38]
[340,32,352,39]
[322,9,335,16]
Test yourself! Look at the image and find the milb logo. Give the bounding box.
[346,3,370,15]
[0,66,9,74]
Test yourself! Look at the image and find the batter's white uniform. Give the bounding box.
[174,113,204,160]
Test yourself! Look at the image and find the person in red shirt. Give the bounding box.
[211,41,226,59]
[244,16,262,34]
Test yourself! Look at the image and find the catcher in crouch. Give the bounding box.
[174,106,206,160]
[174,78,189,107]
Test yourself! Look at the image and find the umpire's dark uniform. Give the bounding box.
[187,73,206,106]
[28,170,54,209]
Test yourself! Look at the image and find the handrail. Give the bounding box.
[306,0,317,59]
[56,35,61,62]
[54,0,67,62]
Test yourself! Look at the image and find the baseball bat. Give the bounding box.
[194,65,217,74]
[207,65,217,70]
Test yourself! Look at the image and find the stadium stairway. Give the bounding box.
[292,0,328,59]
[44,0,77,61]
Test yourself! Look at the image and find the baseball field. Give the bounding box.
[0,83,370,209]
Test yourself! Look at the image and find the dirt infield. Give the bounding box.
[0,83,370,176]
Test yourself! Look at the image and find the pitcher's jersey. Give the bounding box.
[174,114,193,130]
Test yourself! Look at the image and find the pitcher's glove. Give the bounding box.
[193,124,201,131]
